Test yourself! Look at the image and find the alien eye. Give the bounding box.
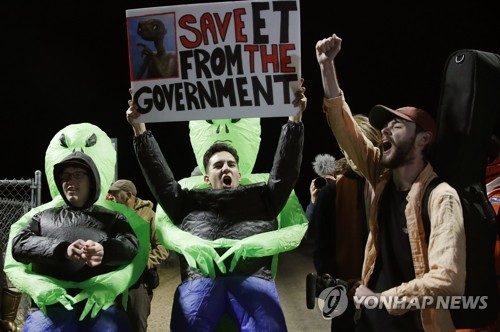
[230,119,241,123]
[59,133,68,148]
[85,133,97,147]
[206,120,214,124]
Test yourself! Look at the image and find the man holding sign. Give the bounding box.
[125,1,303,329]
[125,80,305,331]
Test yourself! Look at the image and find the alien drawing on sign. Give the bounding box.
[136,18,178,79]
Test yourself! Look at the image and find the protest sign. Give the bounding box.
[126,0,301,123]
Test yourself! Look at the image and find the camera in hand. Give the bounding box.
[314,177,327,189]
[306,273,348,309]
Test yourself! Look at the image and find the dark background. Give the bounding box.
[3,1,500,209]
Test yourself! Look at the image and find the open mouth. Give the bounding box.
[382,140,392,154]
[222,175,232,187]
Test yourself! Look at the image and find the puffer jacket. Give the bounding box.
[134,121,304,282]
[12,151,139,282]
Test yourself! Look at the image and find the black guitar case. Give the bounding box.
[430,49,500,329]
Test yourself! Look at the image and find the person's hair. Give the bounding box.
[334,157,349,175]
[354,114,382,147]
[203,143,239,171]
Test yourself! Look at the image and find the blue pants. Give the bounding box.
[170,276,287,332]
[23,302,131,332]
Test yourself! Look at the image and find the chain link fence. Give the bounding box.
[0,170,42,330]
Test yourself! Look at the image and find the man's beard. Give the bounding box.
[381,137,415,169]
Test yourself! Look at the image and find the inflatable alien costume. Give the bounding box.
[153,118,308,330]
[4,123,149,325]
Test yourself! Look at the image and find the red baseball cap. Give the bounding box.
[369,105,436,144]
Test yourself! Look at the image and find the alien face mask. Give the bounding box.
[189,118,261,176]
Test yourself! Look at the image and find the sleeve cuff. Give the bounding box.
[323,91,345,113]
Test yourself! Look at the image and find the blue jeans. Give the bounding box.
[23,302,131,332]
[170,276,287,332]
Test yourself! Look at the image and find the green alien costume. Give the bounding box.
[4,123,149,320]
[155,118,308,279]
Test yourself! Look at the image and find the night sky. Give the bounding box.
[4,1,500,208]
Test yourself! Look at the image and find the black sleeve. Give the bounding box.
[266,121,304,217]
[12,212,69,264]
[312,183,337,276]
[133,130,186,224]
[101,211,139,266]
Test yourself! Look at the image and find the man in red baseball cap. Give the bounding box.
[369,105,437,145]
[368,105,437,169]
[315,33,465,331]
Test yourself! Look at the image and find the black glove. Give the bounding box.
[144,267,160,290]
[315,273,348,296]
[306,273,349,309]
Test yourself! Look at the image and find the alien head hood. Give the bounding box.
[53,151,100,209]
[45,123,116,203]
[189,118,261,175]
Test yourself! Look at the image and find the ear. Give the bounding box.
[204,174,210,184]
[418,131,433,148]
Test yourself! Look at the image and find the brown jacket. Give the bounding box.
[323,92,465,332]
[134,197,169,269]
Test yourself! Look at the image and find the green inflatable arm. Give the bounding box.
[155,173,308,279]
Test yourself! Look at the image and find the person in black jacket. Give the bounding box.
[11,151,139,332]
[308,115,380,332]
[126,85,306,331]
